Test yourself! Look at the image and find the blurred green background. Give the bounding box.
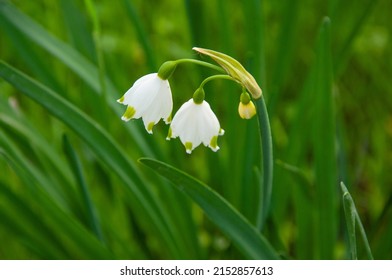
[0,0,391,259]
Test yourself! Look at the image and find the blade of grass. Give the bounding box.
[312,17,338,259]
[341,183,357,259]
[268,0,299,116]
[255,96,273,231]
[0,61,183,259]
[63,134,104,242]
[341,182,373,259]
[333,0,380,77]
[139,158,280,260]
[83,0,108,127]
[59,0,96,62]
[122,0,157,71]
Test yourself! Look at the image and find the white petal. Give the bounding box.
[122,73,156,105]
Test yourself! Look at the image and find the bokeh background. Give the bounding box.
[0,0,391,259]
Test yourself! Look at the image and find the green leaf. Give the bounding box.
[255,97,274,230]
[341,182,373,260]
[312,17,338,259]
[341,183,357,259]
[62,134,104,242]
[139,158,280,260]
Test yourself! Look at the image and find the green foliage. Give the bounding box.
[0,0,391,259]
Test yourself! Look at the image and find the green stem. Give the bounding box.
[175,58,225,73]
[199,74,240,89]
[255,96,273,231]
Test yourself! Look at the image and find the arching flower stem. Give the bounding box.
[198,74,241,89]
[174,58,226,73]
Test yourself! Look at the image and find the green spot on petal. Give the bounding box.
[209,136,219,151]
[147,122,155,133]
[185,142,193,153]
[122,106,136,120]
[117,95,125,103]
[165,114,172,124]
[166,127,172,140]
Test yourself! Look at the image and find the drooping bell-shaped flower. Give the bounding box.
[117,73,173,133]
[167,89,224,153]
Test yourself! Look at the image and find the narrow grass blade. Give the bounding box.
[122,0,157,71]
[341,183,357,259]
[139,158,280,260]
[59,0,96,62]
[0,61,183,259]
[333,0,380,77]
[255,96,273,231]
[312,17,338,259]
[84,0,108,126]
[268,0,299,115]
[341,182,374,260]
[63,134,104,242]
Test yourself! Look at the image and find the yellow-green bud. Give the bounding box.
[238,92,256,119]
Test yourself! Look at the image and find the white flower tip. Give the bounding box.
[121,106,136,122]
[117,96,125,104]
[164,115,172,124]
[121,116,130,122]
[166,127,173,140]
[210,146,220,152]
[145,122,155,134]
[219,128,225,136]
[185,142,193,154]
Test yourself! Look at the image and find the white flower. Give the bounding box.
[117,73,173,134]
[167,99,224,154]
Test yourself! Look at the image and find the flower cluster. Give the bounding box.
[117,48,259,154]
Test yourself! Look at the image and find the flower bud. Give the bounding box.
[238,92,256,119]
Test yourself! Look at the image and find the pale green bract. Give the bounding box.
[193,47,262,99]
